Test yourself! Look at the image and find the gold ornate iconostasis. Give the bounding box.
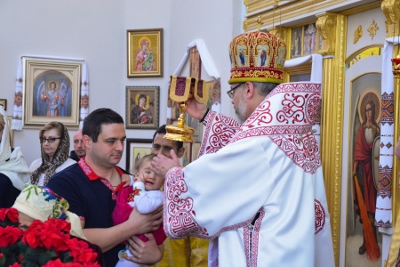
[243,0,400,266]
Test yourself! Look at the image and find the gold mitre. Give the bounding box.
[228,31,286,84]
[165,76,208,143]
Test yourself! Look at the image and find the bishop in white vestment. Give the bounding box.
[156,31,335,267]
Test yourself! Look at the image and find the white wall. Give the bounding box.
[0,0,244,168]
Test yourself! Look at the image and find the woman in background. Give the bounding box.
[30,121,76,186]
[0,106,30,207]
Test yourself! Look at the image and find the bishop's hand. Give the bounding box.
[151,149,181,178]
[185,97,207,120]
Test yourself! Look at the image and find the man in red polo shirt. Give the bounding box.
[48,108,163,266]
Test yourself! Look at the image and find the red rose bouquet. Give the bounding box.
[0,208,100,267]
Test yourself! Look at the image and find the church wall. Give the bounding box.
[0,0,243,168]
[346,8,386,57]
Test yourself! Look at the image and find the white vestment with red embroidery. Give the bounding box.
[163,82,334,267]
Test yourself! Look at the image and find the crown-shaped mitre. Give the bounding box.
[228,31,287,84]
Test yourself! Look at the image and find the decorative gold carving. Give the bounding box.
[269,26,287,41]
[367,19,379,40]
[339,2,384,16]
[385,19,390,35]
[247,0,324,15]
[256,15,263,32]
[316,12,337,56]
[244,0,380,32]
[243,18,248,32]
[353,25,363,44]
[381,0,400,37]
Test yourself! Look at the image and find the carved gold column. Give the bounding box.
[316,12,346,267]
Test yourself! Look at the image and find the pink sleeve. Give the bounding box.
[112,187,134,226]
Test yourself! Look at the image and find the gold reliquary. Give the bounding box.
[165,75,209,143]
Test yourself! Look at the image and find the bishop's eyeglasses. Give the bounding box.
[40,137,61,143]
[227,83,245,99]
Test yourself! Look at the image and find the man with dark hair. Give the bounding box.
[151,124,184,158]
[48,108,163,267]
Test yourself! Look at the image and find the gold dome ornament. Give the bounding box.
[164,103,195,143]
[164,76,208,143]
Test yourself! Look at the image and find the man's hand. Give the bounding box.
[185,97,207,120]
[151,149,181,177]
[126,206,163,234]
[126,234,163,265]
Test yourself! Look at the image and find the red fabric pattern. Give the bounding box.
[164,168,209,238]
[198,111,240,157]
[314,199,325,234]
[235,83,322,174]
[78,158,124,181]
